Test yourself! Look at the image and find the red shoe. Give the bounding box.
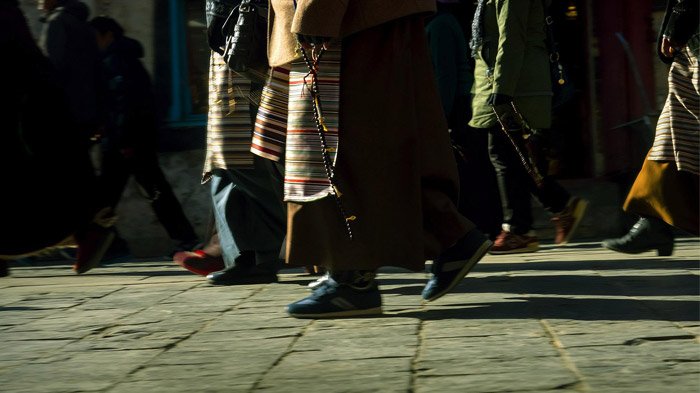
[174,250,225,276]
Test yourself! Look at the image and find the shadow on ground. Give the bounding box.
[395,297,699,322]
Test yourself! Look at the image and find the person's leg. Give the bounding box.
[286,269,382,318]
[286,16,490,316]
[523,132,587,245]
[68,148,127,274]
[174,232,225,276]
[99,149,132,210]
[487,126,540,254]
[131,154,199,250]
[412,31,492,302]
[206,156,286,285]
[452,126,503,239]
[602,216,675,256]
[487,126,534,234]
[602,158,699,256]
[529,157,570,217]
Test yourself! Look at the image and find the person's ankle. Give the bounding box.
[329,270,377,289]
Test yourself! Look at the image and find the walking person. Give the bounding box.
[256,0,492,318]
[38,0,100,141]
[603,0,699,254]
[425,0,503,239]
[1,0,114,275]
[89,17,200,255]
[469,0,588,254]
[195,0,287,285]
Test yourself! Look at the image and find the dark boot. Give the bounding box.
[602,216,674,256]
[206,252,278,285]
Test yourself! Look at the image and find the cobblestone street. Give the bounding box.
[1,240,699,393]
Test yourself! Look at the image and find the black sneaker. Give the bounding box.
[422,229,492,302]
[286,278,382,318]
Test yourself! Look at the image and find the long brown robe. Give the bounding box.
[284,16,474,271]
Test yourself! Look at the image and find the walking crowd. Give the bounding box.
[1,0,698,319]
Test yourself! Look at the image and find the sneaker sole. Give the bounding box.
[287,307,383,319]
[560,199,589,244]
[424,239,493,302]
[489,242,540,255]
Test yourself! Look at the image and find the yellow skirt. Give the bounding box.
[624,157,699,235]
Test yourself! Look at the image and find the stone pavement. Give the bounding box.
[1,240,699,393]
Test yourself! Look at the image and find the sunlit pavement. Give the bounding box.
[1,239,698,393]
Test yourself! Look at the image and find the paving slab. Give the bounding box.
[0,239,698,392]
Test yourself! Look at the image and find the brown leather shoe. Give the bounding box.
[551,197,589,244]
[490,230,539,254]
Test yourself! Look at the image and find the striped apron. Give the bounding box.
[203,52,257,181]
[252,48,342,202]
[648,46,699,175]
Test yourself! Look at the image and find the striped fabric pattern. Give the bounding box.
[252,66,290,161]
[285,48,341,202]
[203,52,256,179]
[649,47,700,175]
[252,48,342,202]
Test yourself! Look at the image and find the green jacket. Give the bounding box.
[470,0,552,129]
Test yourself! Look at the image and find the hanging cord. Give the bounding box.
[542,1,565,86]
[298,45,356,240]
[492,103,545,188]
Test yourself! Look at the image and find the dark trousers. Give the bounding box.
[487,125,570,235]
[210,156,286,270]
[452,126,503,239]
[99,149,197,244]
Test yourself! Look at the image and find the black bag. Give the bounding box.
[221,0,268,83]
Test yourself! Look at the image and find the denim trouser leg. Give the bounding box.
[210,156,286,270]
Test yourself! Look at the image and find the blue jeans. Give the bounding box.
[210,156,285,270]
